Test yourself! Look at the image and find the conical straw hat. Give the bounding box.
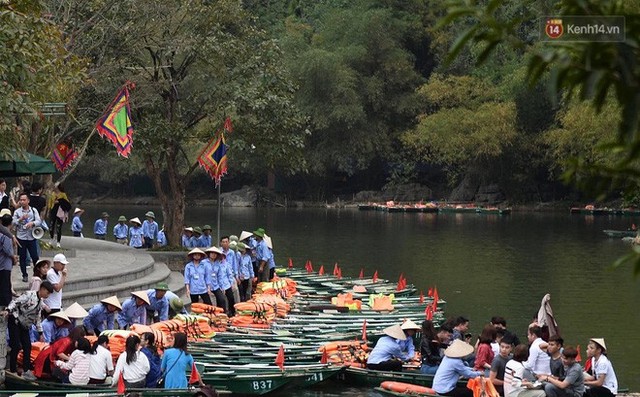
[65,302,88,318]
[49,311,71,324]
[444,339,474,358]
[131,290,151,305]
[590,338,607,351]
[239,231,253,241]
[188,248,206,257]
[383,324,407,341]
[401,319,421,331]
[101,295,122,310]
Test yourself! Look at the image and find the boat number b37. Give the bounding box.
[252,380,273,390]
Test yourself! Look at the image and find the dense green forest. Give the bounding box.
[2,0,638,208]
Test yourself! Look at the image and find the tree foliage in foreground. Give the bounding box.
[440,0,640,274]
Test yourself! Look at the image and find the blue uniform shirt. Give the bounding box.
[367,336,412,364]
[223,249,238,276]
[184,261,210,295]
[142,220,159,240]
[71,216,83,233]
[83,303,115,333]
[164,291,188,314]
[156,230,167,247]
[211,259,231,290]
[129,226,144,248]
[146,289,169,322]
[94,219,108,235]
[432,356,480,394]
[256,239,269,262]
[117,297,147,328]
[200,234,212,248]
[268,249,276,269]
[113,223,129,239]
[32,318,69,343]
[238,253,254,280]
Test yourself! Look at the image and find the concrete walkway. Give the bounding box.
[11,236,185,308]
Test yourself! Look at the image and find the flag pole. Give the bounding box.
[216,180,221,243]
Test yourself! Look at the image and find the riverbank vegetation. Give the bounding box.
[2,0,639,243]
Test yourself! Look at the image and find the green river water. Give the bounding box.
[80,206,640,394]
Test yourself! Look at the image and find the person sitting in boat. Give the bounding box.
[583,338,618,397]
[117,291,151,330]
[542,345,584,397]
[140,332,162,388]
[54,337,92,385]
[503,344,546,397]
[524,325,551,376]
[399,319,421,361]
[33,325,86,380]
[83,295,122,335]
[420,320,452,374]
[88,335,114,384]
[489,339,514,396]
[432,340,483,397]
[32,311,71,343]
[491,316,521,346]
[112,334,150,389]
[366,324,412,372]
[474,324,497,375]
[161,332,201,389]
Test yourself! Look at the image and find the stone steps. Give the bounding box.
[12,237,185,309]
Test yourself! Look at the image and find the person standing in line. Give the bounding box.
[184,248,212,305]
[236,243,254,302]
[71,208,84,237]
[141,211,158,248]
[200,225,213,247]
[203,246,227,312]
[254,228,270,282]
[129,218,144,249]
[47,183,69,248]
[0,179,9,209]
[12,192,41,283]
[44,253,69,314]
[156,225,167,247]
[0,210,15,306]
[264,235,276,281]
[93,212,109,240]
[3,281,54,380]
[113,216,129,244]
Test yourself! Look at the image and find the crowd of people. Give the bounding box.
[366,316,618,397]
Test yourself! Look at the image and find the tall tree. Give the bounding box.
[49,0,307,245]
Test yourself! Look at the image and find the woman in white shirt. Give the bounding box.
[112,334,150,388]
[89,335,114,384]
[504,344,546,397]
[55,337,92,385]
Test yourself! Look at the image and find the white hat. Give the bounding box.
[129,217,142,225]
[184,227,194,232]
[590,338,607,351]
[205,246,224,255]
[239,231,253,241]
[131,291,151,305]
[0,209,12,217]
[401,319,421,331]
[383,324,407,341]
[445,340,475,358]
[53,253,69,265]
[264,235,273,249]
[65,302,88,318]
[49,311,71,323]
[101,295,122,310]
[188,248,206,257]
[73,208,84,214]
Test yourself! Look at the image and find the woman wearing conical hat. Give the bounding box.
[83,296,121,335]
[117,291,150,329]
[432,340,483,397]
[366,324,411,372]
[184,248,212,305]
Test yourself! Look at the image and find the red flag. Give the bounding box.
[117,372,126,394]
[308,260,314,272]
[396,282,403,292]
[320,347,329,364]
[337,267,342,279]
[427,287,433,297]
[431,287,439,313]
[223,116,233,133]
[359,268,364,279]
[576,344,582,362]
[288,258,293,269]
[425,305,433,321]
[189,362,200,384]
[333,263,339,276]
[584,357,592,372]
[305,260,312,273]
[419,291,424,303]
[318,265,325,275]
[361,319,367,341]
[373,271,378,283]
[275,344,285,370]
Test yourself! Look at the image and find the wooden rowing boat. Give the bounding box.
[603,229,637,238]
[337,366,467,388]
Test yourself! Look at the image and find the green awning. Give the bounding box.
[0,151,56,176]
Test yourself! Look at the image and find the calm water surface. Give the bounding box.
[81,206,640,391]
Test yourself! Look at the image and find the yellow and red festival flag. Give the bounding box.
[96,83,135,157]
[52,141,78,172]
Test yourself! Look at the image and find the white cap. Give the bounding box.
[53,253,69,265]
